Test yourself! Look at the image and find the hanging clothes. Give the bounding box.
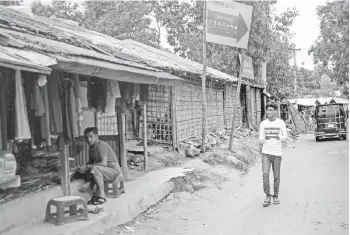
[105,80,121,116]
[14,70,31,140]
[0,69,7,147]
[22,72,48,147]
[47,70,63,134]
[33,81,45,117]
[62,78,79,142]
[3,69,16,141]
[87,77,107,112]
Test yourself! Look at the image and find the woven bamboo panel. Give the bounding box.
[224,84,242,128]
[240,85,247,127]
[97,113,118,136]
[176,83,224,141]
[140,85,172,144]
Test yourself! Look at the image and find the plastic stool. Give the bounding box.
[45,196,88,226]
[104,175,125,198]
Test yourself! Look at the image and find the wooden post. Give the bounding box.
[229,50,246,151]
[117,108,127,179]
[43,84,51,146]
[143,104,148,171]
[255,88,259,125]
[59,135,70,196]
[201,1,207,153]
[170,86,178,149]
[94,111,98,128]
[73,74,81,135]
[223,85,227,128]
[245,85,253,129]
[263,89,267,120]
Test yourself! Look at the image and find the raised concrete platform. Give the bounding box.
[1,167,192,235]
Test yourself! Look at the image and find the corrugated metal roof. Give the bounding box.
[0,7,263,87]
[119,40,238,83]
[0,45,52,74]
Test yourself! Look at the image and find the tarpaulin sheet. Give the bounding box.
[0,46,55,74]
[55,56,183,85]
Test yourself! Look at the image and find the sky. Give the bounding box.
[274,0,328,70]
[21,0,328,70]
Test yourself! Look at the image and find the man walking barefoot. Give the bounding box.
[259,103,288,207]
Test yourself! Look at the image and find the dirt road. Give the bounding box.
[104,135,349,235]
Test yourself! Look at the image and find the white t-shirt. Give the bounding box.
[259,118,288,156]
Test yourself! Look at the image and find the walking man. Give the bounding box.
[78,127,123,205]
[259,103,288,207]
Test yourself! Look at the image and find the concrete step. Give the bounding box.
[1,167,193,235]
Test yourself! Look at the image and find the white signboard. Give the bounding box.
[206,1,253,49]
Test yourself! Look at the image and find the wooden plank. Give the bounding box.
[117,108,128,179]
[143,104,148,171]
[171,86,178,149]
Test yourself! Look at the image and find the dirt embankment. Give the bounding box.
[170,127,263,194]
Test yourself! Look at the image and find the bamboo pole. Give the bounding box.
[229,50,246,151]
[171,86,178,149]
[245,85,253,129]
[117,108,128,179]
[59,135,70,196]
[143,104,148,171]
[201,1,207,153]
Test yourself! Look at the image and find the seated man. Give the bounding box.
[78,127,122,204]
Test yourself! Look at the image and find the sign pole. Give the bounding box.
[201,1,207,153]
[229,49,246,151]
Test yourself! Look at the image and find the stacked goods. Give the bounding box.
[0,152,17,185]
[287,103,307,135]
[32,150,60,170]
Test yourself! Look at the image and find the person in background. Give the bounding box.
[259,102,288,207]
[78,127,123,205]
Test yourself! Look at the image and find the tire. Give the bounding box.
[316,137,320,142]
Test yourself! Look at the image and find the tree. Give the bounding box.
[0,0,21,6]
[154,0,298,93]
[31,0,159,48]
[309,1,349,97]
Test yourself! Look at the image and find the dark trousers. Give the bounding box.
[262,153,282,197]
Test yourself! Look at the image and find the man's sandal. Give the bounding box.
[263,196,271,207]
[273,197,280,204]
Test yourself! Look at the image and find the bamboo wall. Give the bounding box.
[175,80,225,142]
[224,84,243,128]
[141,85,172,144]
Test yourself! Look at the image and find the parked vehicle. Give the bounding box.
[314,103,347,142]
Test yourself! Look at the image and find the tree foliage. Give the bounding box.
[309,1,349,97]
[31,0,159,47]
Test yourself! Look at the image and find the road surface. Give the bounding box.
[104,135,349,235]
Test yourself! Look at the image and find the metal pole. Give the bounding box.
[201,1,207,153]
